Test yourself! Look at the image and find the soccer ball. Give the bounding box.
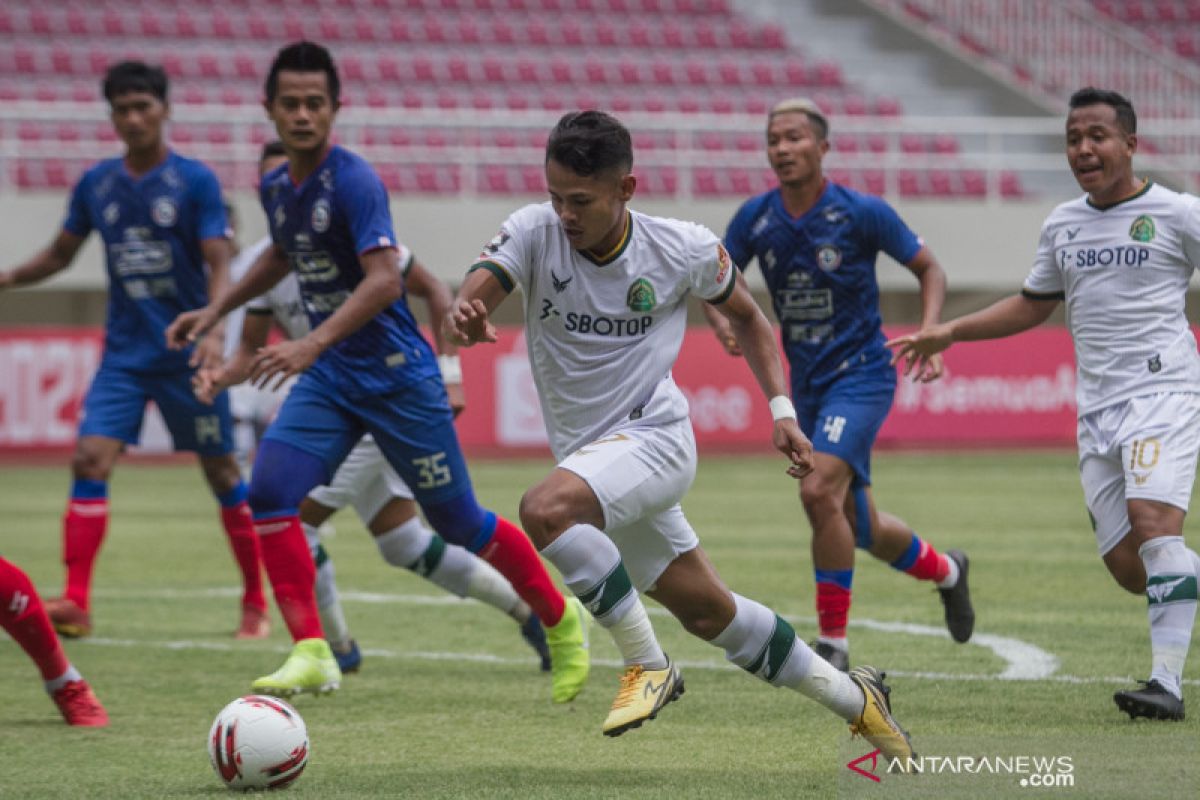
[207,695,309,791]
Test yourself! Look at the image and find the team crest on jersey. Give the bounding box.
[151,196,177,227]
[481,229,510,257]
[1129,215,1156,243]
[103,202,120,225]
[311,198,331,233]
[626,278,656,312]
[816,245,842,271]
[715,242,732,284]
[274,205,286,229]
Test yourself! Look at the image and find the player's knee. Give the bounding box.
[674,597,733,641]
[422,494,489,549]
[71,445,114,482]
[200,455,243,495]
[799,479,841,523]
[518,484,573,544]
[247,441,327,516]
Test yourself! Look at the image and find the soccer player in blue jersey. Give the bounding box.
[0,61,268,642]
[167,41,588,698]
[705,98,974,670]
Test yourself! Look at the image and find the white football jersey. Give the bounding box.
[474,203,736,459]
[1024,182,1200,416]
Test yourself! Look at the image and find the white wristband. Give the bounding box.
[437,354,463,384]
[769,395,797,422]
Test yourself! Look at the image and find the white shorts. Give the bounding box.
[1078,392,1200,555]
[229,379,292,425]
[308,435,413,524]
[559,417,701,592]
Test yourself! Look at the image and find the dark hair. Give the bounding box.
[260,140,287,163]
[1069,87,1137,135]
[265,41,340,107]
[545,110,633,177]
[102,61,168,103]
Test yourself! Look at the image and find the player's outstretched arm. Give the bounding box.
[0,231,86,291]
[885,292,1059,378]
[405,257,466,415]
[444,267,509,348]
[710,270,814,479]
[901,246,948,383]
[193,312,272,405]
[167,243,291,357]
[192,237,235,371]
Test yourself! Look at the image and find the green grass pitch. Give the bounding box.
[1,452,1197,798]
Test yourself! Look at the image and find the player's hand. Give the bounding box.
[166,307,219,354]
[445,299,497,347]
[190,324,226,371]
[445,382,467,418]
[249,337,320,390]
[192,367,227,405]
[772,418,814,480]
[886,324,953,383]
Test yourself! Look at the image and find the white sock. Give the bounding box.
[711,593,863,720]
[541,523,665,668]
[936,554,960,589]
[459,554,526,619]
[1141,536,1197,699]
[305,529,352,651]
[44,665,82,694]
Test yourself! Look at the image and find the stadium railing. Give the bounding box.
[2,104,1200,199]
[865,0,1200,119]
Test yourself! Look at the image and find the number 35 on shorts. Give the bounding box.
[412,452,452,489]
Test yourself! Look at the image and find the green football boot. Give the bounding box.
[251,638,341,697]
[546,597,591,703]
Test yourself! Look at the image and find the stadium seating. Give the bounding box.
[0,1,1009,197]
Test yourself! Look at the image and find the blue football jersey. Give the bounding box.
[63,152,228,372]
[259,145,438,398]
[724,182,922,391]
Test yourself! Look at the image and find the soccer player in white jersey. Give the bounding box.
[445,110,916,757]
[890,88,1200,721]
[198,142,552,675]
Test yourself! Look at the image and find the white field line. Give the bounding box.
[77,586,1193,687]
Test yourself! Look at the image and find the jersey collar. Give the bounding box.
[580,211,633,266]
[1086,179,1152,211]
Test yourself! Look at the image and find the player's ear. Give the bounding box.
[620,173,637,201]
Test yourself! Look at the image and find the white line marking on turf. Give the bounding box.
[91,586,1187,686]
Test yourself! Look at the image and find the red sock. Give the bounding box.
[0,557,70,681]
[900,538,951,583]
[221,502,266,611]
[63,498,108,611]
[478,516,566,626]
[255,515,322,642]
[816,582,851,639]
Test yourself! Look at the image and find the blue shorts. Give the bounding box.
[79,361,233,456]
[262,371,471,507]
[797,373,894,489]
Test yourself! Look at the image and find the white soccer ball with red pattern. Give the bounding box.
[207,695,309,791]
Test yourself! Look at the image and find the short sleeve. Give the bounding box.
[723,198,758,270]
[336,161,398,255]
[62,172,92,238]
[864,196,922,265]
[469,206,538,294]
[192,165,230,241]
[686,223,737,304]
[1021,219,1064,297]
